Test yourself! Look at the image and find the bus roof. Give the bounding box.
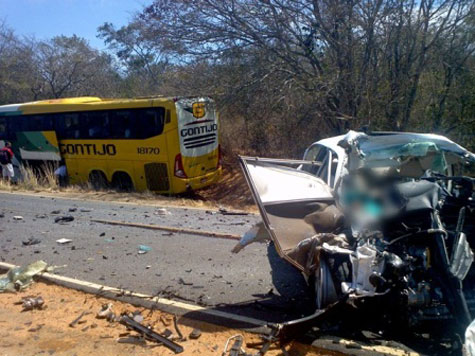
[0,96,211,116]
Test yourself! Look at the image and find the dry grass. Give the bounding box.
[0,164,58,192]
[195,156,256,211]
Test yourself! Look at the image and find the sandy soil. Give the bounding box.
[0,282,331,356]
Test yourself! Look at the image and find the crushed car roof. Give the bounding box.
[335,131,474,174]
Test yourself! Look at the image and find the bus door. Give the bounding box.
[176,98,219,179]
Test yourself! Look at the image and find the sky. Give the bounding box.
[1,0,146,49]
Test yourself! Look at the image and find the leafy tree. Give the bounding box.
[98,21,169,94]
[31,35,119,98]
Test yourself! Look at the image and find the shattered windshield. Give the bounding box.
[340,131,475,177]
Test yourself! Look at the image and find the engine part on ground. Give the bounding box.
[119,315,184,354]
[21,296,45,311]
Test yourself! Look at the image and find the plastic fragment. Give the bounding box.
[56,238,72,244]
[138,245,152,254]
[0,260,48,293]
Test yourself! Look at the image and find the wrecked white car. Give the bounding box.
[237,131,475,342]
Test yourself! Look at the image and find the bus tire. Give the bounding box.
[112,172,133,192]
[89,170,108,190]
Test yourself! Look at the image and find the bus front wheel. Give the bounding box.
[89,171,108,190]
[112,172,133,192]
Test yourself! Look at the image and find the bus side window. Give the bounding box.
[27,115,53,131]
[67,114,81,139]
[55,113,81,139]
[111,110,134,139]
[41,115,54,131]
[0,118,6,139]
[9,115,25,133]
[54,114,66,139]
[86,111,109,139]
[136,108,165,138]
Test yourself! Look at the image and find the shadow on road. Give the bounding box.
[180,242,315,332]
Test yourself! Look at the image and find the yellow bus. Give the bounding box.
[0,96,222,193]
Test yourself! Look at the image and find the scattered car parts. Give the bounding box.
[0,260,48,292]
[119,315,184,354]
[20,296,45,311]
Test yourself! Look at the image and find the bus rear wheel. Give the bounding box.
[112,172,133,192]
[89,171,108,190]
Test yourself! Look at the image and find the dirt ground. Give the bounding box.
[0,282,332,356]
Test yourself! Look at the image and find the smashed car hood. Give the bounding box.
[339,131,475,176]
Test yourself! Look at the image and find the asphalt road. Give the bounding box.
[0,192,312,322]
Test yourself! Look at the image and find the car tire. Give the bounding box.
[315,257,339,310]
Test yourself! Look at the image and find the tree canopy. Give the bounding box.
[1,0,474,155]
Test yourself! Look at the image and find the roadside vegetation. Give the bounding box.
[1,0,474,160]
[0,165,58,192]
[0,1,473,208]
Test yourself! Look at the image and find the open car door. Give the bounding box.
[239,156,335,271]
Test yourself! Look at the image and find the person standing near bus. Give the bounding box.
[54,160,68,187]
[0,142,15,181]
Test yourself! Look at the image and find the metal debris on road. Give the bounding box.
[160,315,171,326]
[132,311,144,323]
[222,334,247,356]
[22,237,41,246]
[21,296,45,311]
[120,315,184,354]
[69,311,90,327]
[56,238,72,244]
[173,315,186,341]
[106,312,118,322]
[154,208,170,215]
[0,260,48,292]
[189,328,201,340]
[117,336,147,345]
[178,278,193,286]
[54,215,74,223]
[219,208,249,216]
[96,303,114,319]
